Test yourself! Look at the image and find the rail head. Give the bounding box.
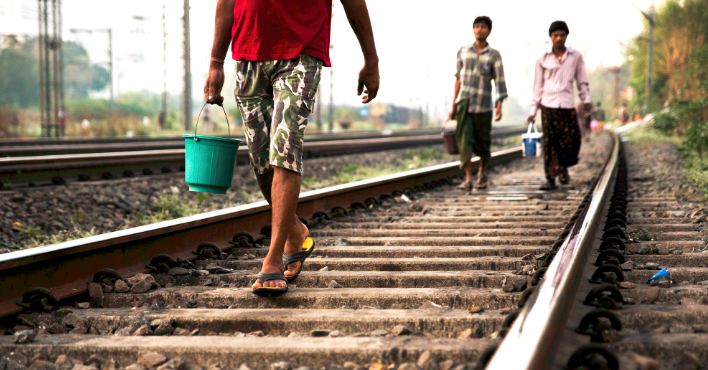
[485,132,620,370]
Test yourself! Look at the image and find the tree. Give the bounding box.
[627,0,707,112]
[0,37,110,108]
[0,39,39,107]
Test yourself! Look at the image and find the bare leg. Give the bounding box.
[476,160,488,188]
[464,162,474,183]
[255,170,274,205]
[255,168,309,279]
[458,161,474,189]
[283,219,309,280]
[252,167,302,289]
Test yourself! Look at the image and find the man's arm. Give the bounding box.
[575,53,592,112]
[493,52,507,121]
[527,57,544,123]
[449,79,461,120]
[449,48,463,120]
[340,0,379,103]
[203,0,235,106]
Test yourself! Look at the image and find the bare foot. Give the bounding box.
[283,220,309,279]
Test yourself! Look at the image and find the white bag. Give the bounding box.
[521,123,542,157]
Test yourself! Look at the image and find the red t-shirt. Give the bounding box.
[231,0,332,67]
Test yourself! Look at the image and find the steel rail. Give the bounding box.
[486,132,620,370]
[0,135,441,187]
[0,147,522,318]
[0,127,526,187]
[0,127,525,156]
[0,128,442,148]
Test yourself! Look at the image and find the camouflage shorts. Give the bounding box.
[234,54,323,175]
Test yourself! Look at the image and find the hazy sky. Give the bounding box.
[1,0,660,119]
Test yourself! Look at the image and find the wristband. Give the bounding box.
[210,57,224,64]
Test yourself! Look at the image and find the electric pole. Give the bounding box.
[108,28,113,116]
[161,2,168,129]
[182,0,192,131]
[38,0,64,138]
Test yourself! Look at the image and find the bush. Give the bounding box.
[684,121,708,158]
[651,110,678,133]
[652,98,707,137]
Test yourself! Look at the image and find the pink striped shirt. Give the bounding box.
[529,47,591,116]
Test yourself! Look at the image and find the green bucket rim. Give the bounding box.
[183,134,241,144]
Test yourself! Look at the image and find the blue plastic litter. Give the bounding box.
[646,267,671,284]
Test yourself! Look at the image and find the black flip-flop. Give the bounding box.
[252,272,288,297]
[283,236,315,282]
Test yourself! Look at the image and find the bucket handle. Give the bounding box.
[526,122,539,134]
[194,103,231,138]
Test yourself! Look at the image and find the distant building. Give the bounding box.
[369,102,417,124]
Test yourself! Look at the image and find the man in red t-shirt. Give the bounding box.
[204,0,379,296]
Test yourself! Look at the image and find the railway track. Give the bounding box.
[0,127,523,189]
[544,140,707,370]
[0,129,444,157]
[0,127,521,156]
[5,130,696,369]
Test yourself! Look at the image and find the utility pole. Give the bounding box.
[38,0,47,137]
[182,0,192,131]
[161,2,168,129]
[53,0,64,138]
[107,28,113,117]
[37,0,64,138]
[640,7,656,114]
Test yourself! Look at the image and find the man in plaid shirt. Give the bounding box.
[449,16,507,190]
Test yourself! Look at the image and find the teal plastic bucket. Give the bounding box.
[183,104,241,194]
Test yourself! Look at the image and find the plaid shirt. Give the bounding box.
[455,45,508,113]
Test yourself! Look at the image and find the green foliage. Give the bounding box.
[684,152,708,197]
[0,44,39,107]
[684,121,707,158]
[0,38,109,108]
[63,41,110,97]
[67,98,110,119]
[133,192,202,225]
[301,147,451,189]
[651,110,678,133]
[115,92,161,117]
[651,98,707,143]
[627,0,707,114]
[14,225,98,250]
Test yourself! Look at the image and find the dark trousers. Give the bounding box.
[455,100,492,168]
[540,106,581,179]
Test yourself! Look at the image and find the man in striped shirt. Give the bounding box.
[527,20,592,190]
[449,16,507,191]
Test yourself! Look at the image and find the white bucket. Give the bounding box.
[522,123,542,157]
